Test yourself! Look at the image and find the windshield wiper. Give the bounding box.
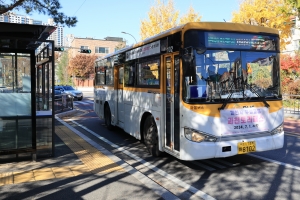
[246,84,270,108]
[218,78,270,110]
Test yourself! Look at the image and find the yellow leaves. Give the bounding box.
[179,6,202,25]
[232,0,294,50]
[140,0,202,40]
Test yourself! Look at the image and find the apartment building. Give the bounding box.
[284,16,300,54]
[0,12,42,24]
[45,18,64,47]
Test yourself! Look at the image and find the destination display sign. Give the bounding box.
[206,32,277,51]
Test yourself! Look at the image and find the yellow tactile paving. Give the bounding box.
[0,172,13,186]
[56,125,124,174]
[13,171,35,184]
[69,165,91,176]
[33,168,56,181]
[52,166,74,178]
[0,121,124,186]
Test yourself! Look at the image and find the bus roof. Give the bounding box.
[96,22,279,61]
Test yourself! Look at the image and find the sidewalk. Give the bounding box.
[284,113,300,133]
[0,113,169,200]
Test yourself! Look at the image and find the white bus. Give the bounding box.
[93,22,284,161]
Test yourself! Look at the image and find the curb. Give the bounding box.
[284,113,300,120]
[55,109,79,118]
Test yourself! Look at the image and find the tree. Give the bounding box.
[0,0,77,27]
[56,51,71,85]
[286,0,300,18]
[140,0,179,40]
[280,52,300,94]
[140,0,201,40]
[179,6,202,25]
[231,0,294,51]
[69,54,97,80]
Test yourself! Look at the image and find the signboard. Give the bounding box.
[206,32,276,50]
[125,41,160,61]
[220,107,269,135]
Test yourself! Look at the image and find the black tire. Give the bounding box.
[104,105,114,130]
[143,115,162,157]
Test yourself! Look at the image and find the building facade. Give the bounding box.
[0,12,42,24]
[283,16,300,54]
[45,19,64,47]
[69,37,125,58]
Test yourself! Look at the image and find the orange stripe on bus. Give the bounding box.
[182,100,283,117]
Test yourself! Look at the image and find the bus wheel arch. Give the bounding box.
[104,102,114,130]
[143,114,162,157]
[140,112,151,142]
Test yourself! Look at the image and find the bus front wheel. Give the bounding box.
[143,115,162,157]
[104,105,113,130]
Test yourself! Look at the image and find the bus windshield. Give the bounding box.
[183,30,280,103]
[183,50,280,103]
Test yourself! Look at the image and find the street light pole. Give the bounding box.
[121,31,137,44]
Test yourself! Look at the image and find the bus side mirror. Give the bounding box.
[195,47,206,55]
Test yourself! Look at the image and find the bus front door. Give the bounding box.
[164,54,180,153]
[117,66,124,128]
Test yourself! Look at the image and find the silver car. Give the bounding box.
[55,85,83,100]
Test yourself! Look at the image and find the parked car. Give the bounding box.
[54,88,63,99]
[54,85,83,100]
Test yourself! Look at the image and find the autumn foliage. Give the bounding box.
[69,54,97,80]
[280,53,300,94]
[232,0,294,51]
[140,0,202,40]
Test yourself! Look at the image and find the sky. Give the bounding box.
[18,0,241,45]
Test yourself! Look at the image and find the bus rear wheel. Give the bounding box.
[104,105,114,130]
[143,115,162,157]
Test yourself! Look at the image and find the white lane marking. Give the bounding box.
[73,101,92,105]
[250,154,300,171]
[71,120,216,200]
[55,116,179,200]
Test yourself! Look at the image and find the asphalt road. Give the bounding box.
[66,95,300,200]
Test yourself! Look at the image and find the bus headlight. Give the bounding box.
[270,124,283,135]
[184,127,217,142]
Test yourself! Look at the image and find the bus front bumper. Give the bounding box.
[180,131,284,161]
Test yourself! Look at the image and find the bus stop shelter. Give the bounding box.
[0,22,56,161]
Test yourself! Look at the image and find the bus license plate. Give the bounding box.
[237,141,256,154]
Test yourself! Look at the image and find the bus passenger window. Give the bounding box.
[124,65,135,86]
[119,67,124,84]
[137,57,160,86]
[106,68,113,85]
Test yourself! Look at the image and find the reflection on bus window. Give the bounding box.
[183,50,279,102]
[95,66,105,85]
[106,68,113,85]
[124,64,135,86]
[138,57,160,86]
